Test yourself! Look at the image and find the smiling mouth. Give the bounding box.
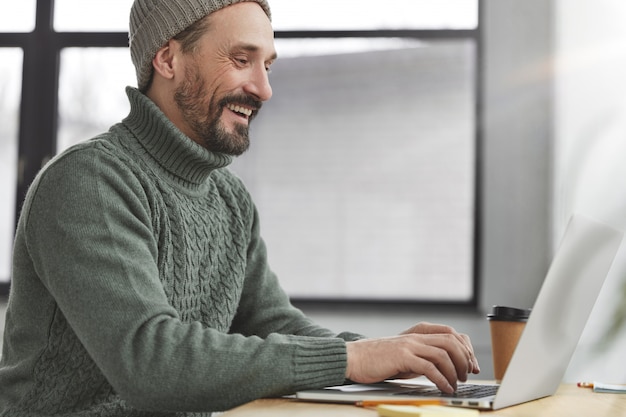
[227,104,253,118]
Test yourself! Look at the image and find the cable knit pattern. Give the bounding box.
[0,87,359,416]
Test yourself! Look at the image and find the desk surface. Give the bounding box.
[221,384,626,417]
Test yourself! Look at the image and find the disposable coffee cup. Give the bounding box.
[487,306,531,382]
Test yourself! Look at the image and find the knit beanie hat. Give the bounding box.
[129,0,272,91]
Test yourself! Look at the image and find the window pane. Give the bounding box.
[53,0,478,32]
[276,37,429,58]
[1,2,36,32]
[231,38,476,302]
[54,0,134,32]
[271,0,478,31]
[58,48,136,151]
[0,49,22,283]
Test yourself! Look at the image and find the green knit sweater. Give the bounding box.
[0,87,358,416]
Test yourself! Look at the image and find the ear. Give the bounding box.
[152,40,179,81]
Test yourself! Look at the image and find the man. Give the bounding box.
[0,0,479,415]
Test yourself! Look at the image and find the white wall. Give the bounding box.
[554,0,626,383]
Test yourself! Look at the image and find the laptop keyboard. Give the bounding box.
[394,383,499,398]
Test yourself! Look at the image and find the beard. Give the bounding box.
[173,64,262,156]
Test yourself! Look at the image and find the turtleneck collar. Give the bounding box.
[121,87,233,188]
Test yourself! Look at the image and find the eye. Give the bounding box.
[234,56,249,67]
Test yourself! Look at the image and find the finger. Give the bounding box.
[421,334,473,383]
[402,322,456,336]
[458,333,481,374]
[384,335,458,391]
[415,326,480,376]
[449,333,473,378]
[407,352,456,394]
[426,368,456,394]
[411,341,462,392]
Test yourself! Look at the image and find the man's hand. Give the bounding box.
[345,322,480,394]
[401,322,480,376]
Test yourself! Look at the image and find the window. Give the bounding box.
[0,49,22,286]
[54,0,134,32]
[1,1,480,304]
[230,37,476,302]
[269,0,477,30]
[0,2,36,33]
[58,48,136,151]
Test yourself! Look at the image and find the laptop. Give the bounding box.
[295,214,623,410]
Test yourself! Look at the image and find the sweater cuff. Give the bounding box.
[336,331,367,342]
[290,336,348,390]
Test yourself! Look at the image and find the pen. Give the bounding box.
[356,399,445,407]
[576,381,626,393]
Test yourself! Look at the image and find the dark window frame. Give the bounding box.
[0,0,483,308]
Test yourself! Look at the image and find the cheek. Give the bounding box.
[208,64,246,92]
[184,59,243,104]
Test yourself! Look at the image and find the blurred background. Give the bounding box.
[1,0,625,382]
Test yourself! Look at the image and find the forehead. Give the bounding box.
[205,2,275,55]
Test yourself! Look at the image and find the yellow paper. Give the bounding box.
[377,404,480,417]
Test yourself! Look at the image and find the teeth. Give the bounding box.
[228,104,253,117]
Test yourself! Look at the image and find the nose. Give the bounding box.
[244,65,273,102]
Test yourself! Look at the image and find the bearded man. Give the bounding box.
[0,1,478,415]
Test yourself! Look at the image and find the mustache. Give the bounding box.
[219,94,263,118]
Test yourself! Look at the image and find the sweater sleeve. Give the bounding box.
[20,146,348,413]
